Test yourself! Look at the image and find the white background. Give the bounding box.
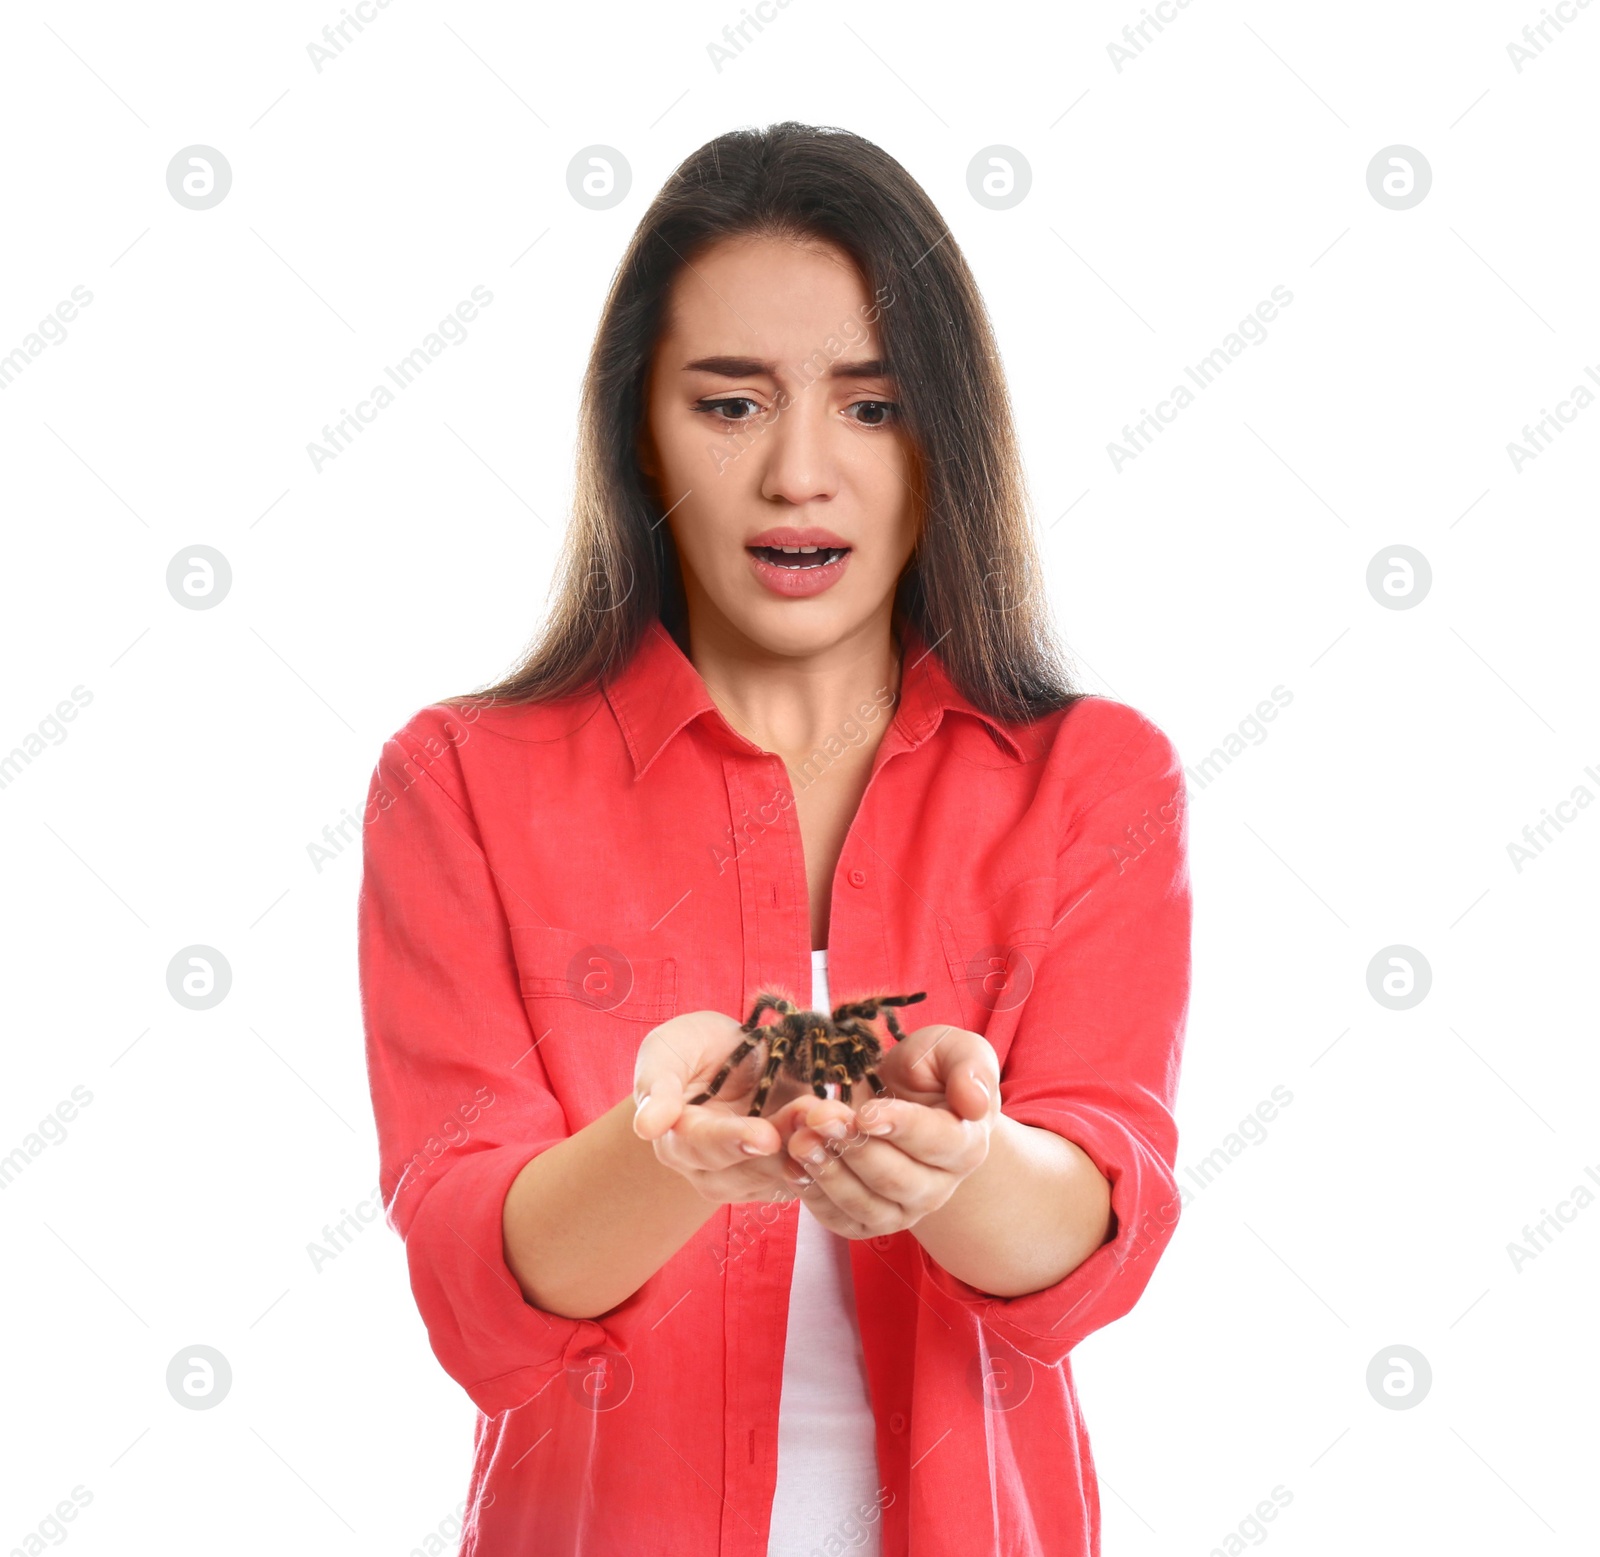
[2,1,1595,1552]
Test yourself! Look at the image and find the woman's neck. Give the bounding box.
[687,612,903,766]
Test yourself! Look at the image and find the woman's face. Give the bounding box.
[639,234,917,657]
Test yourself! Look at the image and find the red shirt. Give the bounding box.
[357,618,1191,1556]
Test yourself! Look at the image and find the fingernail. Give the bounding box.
[806,1147,826,1166]
[819,1119,847,1140]
[862,1110,893,1136]
[741,1140,768,1156]
[972,1076,990,1102]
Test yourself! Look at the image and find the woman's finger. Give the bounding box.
[632,1072,685,1140]
[792,1183,864,1238]
[706,1154,812,1204]
[663,1130,813,1208]
[796,1147,906,1234]
[633,1010,752,1138]
[850,1138,950,1206]
[851,1098,987,1174]
[821,1130,962,1216]
[943,1067,995,1124]
[660,1104,781,1172]
[886,1025,1000,1106]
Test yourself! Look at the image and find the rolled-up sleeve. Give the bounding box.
[357,711,617,1416]
[917,710,1191,1365]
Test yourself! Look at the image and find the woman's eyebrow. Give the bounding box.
[681,355,890,380]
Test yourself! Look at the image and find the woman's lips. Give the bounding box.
[746,544,851,598]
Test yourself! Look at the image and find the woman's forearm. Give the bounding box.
[501,1094,719,1320]
[910,1114,1113,1298]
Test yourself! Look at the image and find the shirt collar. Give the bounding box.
[603,617,1028,781]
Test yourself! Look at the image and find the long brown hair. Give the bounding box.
[453,121,1082,726]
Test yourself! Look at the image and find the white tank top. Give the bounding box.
[765,949,882,1555]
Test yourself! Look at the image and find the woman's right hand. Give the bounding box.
[632,1010,820,1207]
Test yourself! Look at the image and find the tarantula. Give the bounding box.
[689,990,928,1117]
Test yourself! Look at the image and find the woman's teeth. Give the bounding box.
[751,545,848,569]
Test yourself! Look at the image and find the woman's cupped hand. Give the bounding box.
[632,1010,819,1207]
[633,1011,1001,1235]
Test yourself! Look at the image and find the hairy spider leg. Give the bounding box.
[830,991,925,1025]
[834,1018,888,1096]
[745,993,798,1031]
[807,1018,834,1101]
[829,1055,856,1100]
[861,994,926,1090]
[689,1033,761,1106]
[689,993,797,1105]
[747,1021,803,1116]
[829,1025,862,1097]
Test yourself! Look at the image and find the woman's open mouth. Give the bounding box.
[746,543,852,598]
[747,545,850,569]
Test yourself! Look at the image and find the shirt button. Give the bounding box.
[889,1412,907,1434]
[848,868,867,888]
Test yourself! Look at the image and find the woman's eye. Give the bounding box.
[695,397,763,424]
[845,400,897,427]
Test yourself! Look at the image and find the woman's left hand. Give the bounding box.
[782,1023,1000,1239]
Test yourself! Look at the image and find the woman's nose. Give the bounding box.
[757,394,839,506]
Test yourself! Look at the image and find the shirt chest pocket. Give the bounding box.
[937,874,1056,1037]
[509,925,679,1026]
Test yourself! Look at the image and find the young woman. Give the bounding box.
[358,122,1191,1557]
